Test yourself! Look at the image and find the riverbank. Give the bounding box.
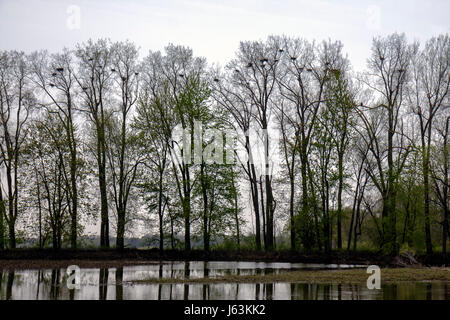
[128,267,450,285]
[0,248,447,269]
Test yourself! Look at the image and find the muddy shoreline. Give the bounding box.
[0,249,447,270]
[128,267,450,284]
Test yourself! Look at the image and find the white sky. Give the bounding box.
[1,0,449,72]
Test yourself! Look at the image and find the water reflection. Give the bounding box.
[7,271,14,300]
[116,267,123,301]
[50,269,60,300]
[99,268,108,300]
[0,261,448,300]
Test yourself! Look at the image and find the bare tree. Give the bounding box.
[410,34,449,254]
[29,114,70,250]
[0,171,5,249]
[135,76,173,251]
[0,51,33,248]
[212,67,264,250]
[75,39,114,248]
[224,37,282,250]
[29,49,81,248]
[274,97,299,249]
[143,45,209,250]
[324,67,354,249]
[360,33,416,254]
[276,37,346,250]
[107,41,141,250]
[431,114,449,255]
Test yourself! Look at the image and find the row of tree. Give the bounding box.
[0,33,448,255]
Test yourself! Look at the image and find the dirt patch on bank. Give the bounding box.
[128,267,450,285]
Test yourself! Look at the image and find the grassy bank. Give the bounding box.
[128,267,450,285]
[0,248,448,269]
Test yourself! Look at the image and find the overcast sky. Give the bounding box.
[0,0,449,72]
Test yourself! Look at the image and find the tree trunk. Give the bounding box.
[250,169,261,250]
[234,188,240,249]
[337,152,344,249]
[384,110,398,255]
[159,213,164,251]
[265,175,275,250]
[8,221,15,249]
[442,117,449,256]
[170,215,174,250]
[353,195,364,251]
[52,223,58,250]
[66,97,78,249]
[6,165,15,249]
[70,149,78,249]
[423,158,433,254]
[99,167,109,248]
[300,147,310,250]
[347,189,357,251]
[201,164,209,252]
[97,117,109,248]
[246,136,261,250]
[289,178,295,250]
[0,187,4,250]
[348,170,364,251]
[259,177,266,249]
[116,207,125,251]
[443,199,448,256]
[158,172,164,251]
[184,195,191,251]
[98,131,109,248]
[201,166,208,252]
[263,123,275,251]
[36,178,42,249]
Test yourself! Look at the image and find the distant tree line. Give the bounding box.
[0,33,448,255]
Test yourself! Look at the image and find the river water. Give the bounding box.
[0,261,448,300]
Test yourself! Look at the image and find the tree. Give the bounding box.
[360,33,416,255]
[172,73,211,250]
[310,103,336,252]
[0,34,448,254]
[347,133,372,251]
[274,97,299,249]
[196,110,242,251]
[431,114,449,256]
[135,79,173,251]
[212,67,263,250]
[28,114,71,250]
[410,34,449,254]
[75,39,113,248]
[142,45,209,250]
[324,68,355,249]
[29,49,81,248]
[214,37,283,250]
[107,41,141,251]
[0,51,33,248]
[276,37,347,251]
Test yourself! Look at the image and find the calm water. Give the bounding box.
[0,261,448,300]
